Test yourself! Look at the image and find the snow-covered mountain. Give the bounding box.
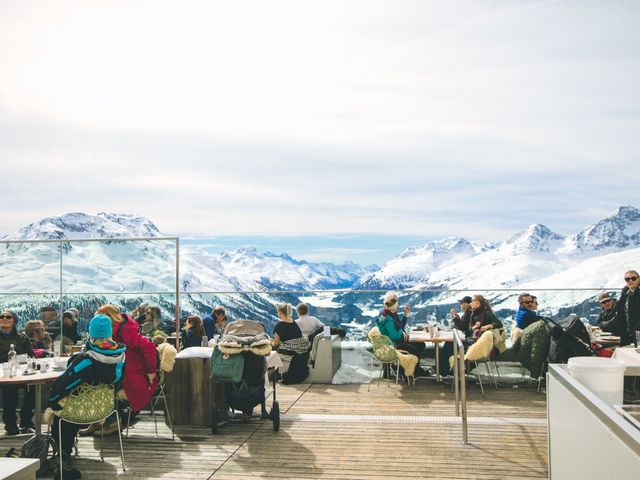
[1,212,369,294]
[1,207,639,332]
[357,237,480,290]
[181,246,370,292]
[10,212,161,240]
[365,206,640,293]
[558,205,640,256]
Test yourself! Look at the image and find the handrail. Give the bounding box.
[453,328,468,445]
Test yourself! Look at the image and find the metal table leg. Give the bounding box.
[435,342,440,382]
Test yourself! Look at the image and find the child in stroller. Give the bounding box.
[210,320,280,433]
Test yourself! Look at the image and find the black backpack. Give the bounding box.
[20,434,52,476]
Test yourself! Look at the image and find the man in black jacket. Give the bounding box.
[451,296,473,337]
[596,292,620,335]
[618,270,640,346]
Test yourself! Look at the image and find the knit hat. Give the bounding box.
[63,309,76,321]
[89,314,112,339]
[67,307,80,318]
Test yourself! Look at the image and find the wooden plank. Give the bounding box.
[0,382,548,479]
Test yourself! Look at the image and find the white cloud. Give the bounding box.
[0,0,638,239]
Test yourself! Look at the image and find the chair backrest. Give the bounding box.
[60,384,116,424]
[369,335,399,363]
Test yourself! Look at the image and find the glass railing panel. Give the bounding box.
[61,238,178,294]
[0,293,62,333]
[0,241,61,293]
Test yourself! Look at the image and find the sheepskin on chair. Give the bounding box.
[511,326,523,344]
[157,341,177,373]
[449,330,495,368]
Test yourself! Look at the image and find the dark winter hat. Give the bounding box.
[598,292,613,302]
[457,296,472,304]
[89,314,112,339]
[63,310,76,320]
[0,310,18,324]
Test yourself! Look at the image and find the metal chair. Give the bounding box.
[56,384,125,476]
[368,334,400,395]
[126,370,175,440]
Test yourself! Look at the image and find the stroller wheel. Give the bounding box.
[271,401,280,432]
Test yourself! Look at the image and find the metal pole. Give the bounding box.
[59,241,63,356]
[453,335,459,416]
[175,238,180,351]
[459,338,468,445]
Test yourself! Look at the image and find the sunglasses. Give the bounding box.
[600,299,613,305]
[0,315,14,320]
[522,300,534,305]
[624,276,638,282]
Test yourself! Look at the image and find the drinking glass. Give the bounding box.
[2,362,11,377]
[635,331,640,347]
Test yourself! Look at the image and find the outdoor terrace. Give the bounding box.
[0,380,548,479]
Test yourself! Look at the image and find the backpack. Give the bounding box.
[20,434,52,476]
[211,347,245,383]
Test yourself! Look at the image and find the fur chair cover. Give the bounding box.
[396,350,418,377]
[511,326,523,343]
[157,342,177,373]
[465,330,494,361]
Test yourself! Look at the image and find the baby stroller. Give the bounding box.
[210,320,280,433]
[545,314,596,364]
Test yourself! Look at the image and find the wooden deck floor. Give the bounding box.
[0,381,548,479]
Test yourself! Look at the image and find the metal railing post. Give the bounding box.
[454,329,469,445]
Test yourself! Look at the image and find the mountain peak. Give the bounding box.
[9,212,162,240]
[501,224,563,255]
[560,205,640,255]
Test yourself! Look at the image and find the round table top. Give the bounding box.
[0,368,62,385]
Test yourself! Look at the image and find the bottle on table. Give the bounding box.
[7,344,17,377]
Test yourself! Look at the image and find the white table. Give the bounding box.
[0,458,39,480]
[408,330,465,382]
[612,346,640,376]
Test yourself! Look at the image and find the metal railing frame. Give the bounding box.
[0,237,181,353]
[453,328,469,445]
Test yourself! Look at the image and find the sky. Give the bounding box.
[1,0,639,264]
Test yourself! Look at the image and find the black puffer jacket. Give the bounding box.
[618,286,640,346]
[597,302,620,335]
[0,326,34,362]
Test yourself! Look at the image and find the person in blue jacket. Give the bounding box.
[375,291,426,376]
[515,293,538,330]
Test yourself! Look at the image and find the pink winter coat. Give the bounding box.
[113,313,158,411]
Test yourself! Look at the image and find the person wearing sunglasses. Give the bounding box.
[596,292,620,335]
[0,309,36,435]
[617,270,640,347]
[515,293,539,330]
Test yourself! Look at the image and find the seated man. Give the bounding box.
[45,314,126,480]
[295,303,325,337]
[515,293,538,330]
[596,292,620,335]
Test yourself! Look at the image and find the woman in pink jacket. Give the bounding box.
[97,304,158,411]
[80,304,158,436]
